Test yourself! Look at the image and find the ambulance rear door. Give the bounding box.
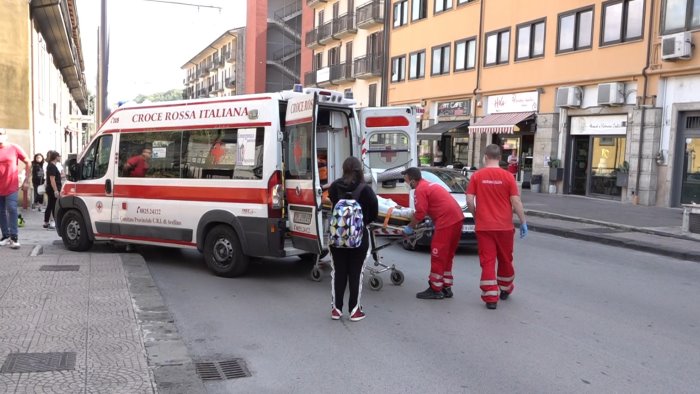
[360,107,417,208]
[284,93,325,254]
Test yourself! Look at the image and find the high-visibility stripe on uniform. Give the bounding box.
[482,290,499,297]
[497,275,514,282]
[480,280,498,286]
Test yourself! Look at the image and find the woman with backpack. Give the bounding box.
[327,156,378,322]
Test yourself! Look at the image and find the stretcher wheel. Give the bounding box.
[310,267,322,282]
[401,238,416,251]
[369,276,383,291]
[390,270,405,286]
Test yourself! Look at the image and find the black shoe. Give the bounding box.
[500,291,510,301]
[442,287,453,298]
[486,302,497,310]
[416,287,444,300]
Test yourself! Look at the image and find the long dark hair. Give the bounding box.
[46,150,60,163]
[33,154,44,164]
[341,156,364,185]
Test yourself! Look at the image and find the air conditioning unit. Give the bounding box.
[597,82,625,106]
[556,86,582,108]
[662,32,692,61]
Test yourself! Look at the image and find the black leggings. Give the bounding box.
[330,229,370,313]
[44,192,57,223]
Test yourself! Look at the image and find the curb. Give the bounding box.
[30,245,43,257]
[120,253,206,394]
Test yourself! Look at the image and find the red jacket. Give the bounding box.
[413,179,463,230]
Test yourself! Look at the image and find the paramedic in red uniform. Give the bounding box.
[402,167,463,299]
[123,147,152,177]
[466,144,527,310]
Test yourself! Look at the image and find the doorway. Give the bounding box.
[571,136,589,195]
[676,112,700,205]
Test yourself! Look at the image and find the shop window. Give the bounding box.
[601,0,644,45]
[412,0,427,21]
[435,0,452,14]
[409,50,426,79]
[367,132,410,170]
[557,7,594,53]
[663,0,700,33]
[485,28,510,65]
[391,55,406,82]
[394,0,409,27]
[431,44,451,75]
[516,19,546,60]
[589,136,626,197]
[454,38,476,71]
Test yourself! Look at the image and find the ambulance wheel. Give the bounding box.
[390,270,405,286]
[369,276,383,291]
[204,225,249,277]
[310,267,322,282]
[401,238,416,251]
[61,210,93,252]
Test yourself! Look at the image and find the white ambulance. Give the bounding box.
[56,88,416,277]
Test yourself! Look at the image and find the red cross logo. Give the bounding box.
[380,146,397,163]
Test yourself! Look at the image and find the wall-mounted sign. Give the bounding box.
[570,115,628,135]
[487,91,539,114]
[316,68,330,83]
[437,100,471,117]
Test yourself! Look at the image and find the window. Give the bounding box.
[412,0,427,21]
[368,84,377,107]
[458,0,475,4]
[314,53,323,70]
[435,0,452,13]
[367,132,410,169]
[81,135,113,180]
[454,38,476,71]
[602,0,644,44]
[557,7,594,53]
[485,29,510,65]
[663,0,700,33]
[409,51,426,79]
[328,47,340,66]
[391,56,406,82]
[516,19,546,60]
[431,44,451,75]
[394,0,409,27]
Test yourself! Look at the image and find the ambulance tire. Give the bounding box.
[61,210,93,252]
[204,225,249,277]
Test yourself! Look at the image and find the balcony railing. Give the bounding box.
[332,13,357,38]
[305,28,323,49]
[330,62,354,83]
[306,0,327,7]
[353,54,383,79]
[224,50,235,63]
[225,77,236,89]
[212,82,223,93]
[356,0,384,28]
[198,88,209,98]
[318,21,333,44]
[304,71,317,86]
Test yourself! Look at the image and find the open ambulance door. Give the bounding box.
[360,107,417,208]
[284,94,325,254]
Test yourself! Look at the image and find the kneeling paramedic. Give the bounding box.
[402,167,463,299]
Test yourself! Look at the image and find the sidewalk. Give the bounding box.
[0,208,204,393]
[519,191,700,262]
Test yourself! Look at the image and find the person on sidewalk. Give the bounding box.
[402,167,463,300]
[31,153,45,212]
[466,144,528,310]
[328,156,378,322]
[0,128,30,249]
[43,151,62,230]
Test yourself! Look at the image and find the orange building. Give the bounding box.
[387,0,700,207]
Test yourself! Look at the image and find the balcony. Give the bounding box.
[330,62,354,83]
[198,88,209,98]
[316,67,331,86]
[356,0,384,29]
[212,82,224,93]
[318,21,333,44]
[306,0,327,7]
[353,54,383,79]
[196,69,205,78]
[304,71,316,87]
[305,28,323,49]
[225,77,236,89]
[224,50,235,63]
[332,13,357,39]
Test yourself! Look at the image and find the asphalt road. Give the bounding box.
[140,233,700,393]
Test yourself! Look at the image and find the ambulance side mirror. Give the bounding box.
[66,158,80,182]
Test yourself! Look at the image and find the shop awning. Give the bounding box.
[470,112,536,134]
[418,121,469,140]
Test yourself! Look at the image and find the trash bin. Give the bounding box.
[530,175,542,193]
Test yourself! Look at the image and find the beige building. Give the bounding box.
[303,0,386,107]
[387,0,700,207]
[182,28,245,99]
[1,0,89,164]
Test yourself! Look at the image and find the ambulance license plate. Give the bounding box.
[462,225,475,233]
[294,211,312,225]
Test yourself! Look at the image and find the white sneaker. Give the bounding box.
[0,237,10,246]
[9,239,20,249]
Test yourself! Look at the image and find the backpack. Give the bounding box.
[329,184,365,248]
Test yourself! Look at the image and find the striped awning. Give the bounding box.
[470,112,536,134]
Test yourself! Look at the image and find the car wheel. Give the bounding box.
[60,210,93,252]
[204,225,249,277]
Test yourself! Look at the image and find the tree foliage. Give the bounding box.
[133,89,184,103]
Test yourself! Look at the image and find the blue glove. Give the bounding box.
[519,223,528,239]
[403,225,414,236]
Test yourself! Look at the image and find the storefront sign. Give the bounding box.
[437,100,471,117]
[487,91,539,114]
[570,115,628,135]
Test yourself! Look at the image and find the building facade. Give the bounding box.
[1,0,89,166]
[182,29,245,99]
[387,0,700,207]
[302,0,387,108]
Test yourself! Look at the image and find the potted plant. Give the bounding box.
[615,161,629,187]
[548,158,563,181]
[419,154,431,166]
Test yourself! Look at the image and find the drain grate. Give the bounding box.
[195,359,250,381]
[1,352,76,373]
[39,265,80,272]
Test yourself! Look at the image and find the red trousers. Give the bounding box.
[428,222,462,291]
[476,230,515,303]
